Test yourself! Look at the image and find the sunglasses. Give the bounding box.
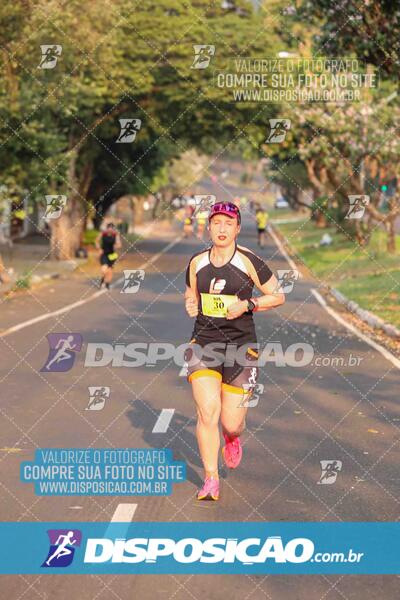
[209,202,241,222]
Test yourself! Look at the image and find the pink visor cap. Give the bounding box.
[208,202,241,224]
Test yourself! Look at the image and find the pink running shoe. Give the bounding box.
[197,476,220,501]
[222,433,243,469]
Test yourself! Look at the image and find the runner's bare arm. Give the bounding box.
[250,268,285,311]
[243,253,285,312]
[185,257,199,298]
[115,232,122,249]
[185,257,199,317]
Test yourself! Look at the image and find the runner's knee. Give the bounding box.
[197,405,220,427]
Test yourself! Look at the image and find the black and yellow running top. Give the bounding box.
[100,231,117,254]
[185,243,273,345]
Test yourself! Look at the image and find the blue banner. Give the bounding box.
[0,522,398,574]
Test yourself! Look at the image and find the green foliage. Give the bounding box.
[0,0,280,234]
[82,229,99,245]
[14,272,31,289]
[299,0,400,78]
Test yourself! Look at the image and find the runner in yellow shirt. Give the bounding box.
[255,207,268,249]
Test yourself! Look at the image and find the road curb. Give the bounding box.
[271,224,400,341]
[0,259,84,296]
[328,288,400,340]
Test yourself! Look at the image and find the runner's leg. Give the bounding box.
[190,373,222,479]
[104,264,113,286]
[221,347,258,437]
[100,263,108,287]
[220,385,248,439]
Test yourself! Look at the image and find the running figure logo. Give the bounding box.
[116,119,142,143]
[38,45,62,69]
[265,119,291,143]
[42,529,82,567]
[239,382,264,408]
[317,460,343,484]
[40,333,83,372]
[191,45,215,69]
[44,195,67,220]
[86,386,110,410]
[345,195,370,219]
[209,278,226,294]
[193,194,215,217]
[275,269,299,294]
[121,269,145,293]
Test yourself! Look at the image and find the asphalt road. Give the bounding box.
[0,208,399,598]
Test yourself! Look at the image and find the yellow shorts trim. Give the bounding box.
[247,347,259,358]
[188,369,222,383]
[221,382,246,395]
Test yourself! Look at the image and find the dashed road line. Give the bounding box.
[152,409,175,433]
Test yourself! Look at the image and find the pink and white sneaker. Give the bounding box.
[197,476,220,501]
[222,433,243,469]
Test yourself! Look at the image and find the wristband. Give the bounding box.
[250,297,259,312]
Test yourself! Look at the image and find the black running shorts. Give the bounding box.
[184,340,259,395]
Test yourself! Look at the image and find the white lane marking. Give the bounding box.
[311,289,400,370]
[0,236,182,338]
[152,408,175,433]
[106,503,138,540]
[268,226,301,275]
[110,503,138,522]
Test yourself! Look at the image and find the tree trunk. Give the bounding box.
[2,48,19,110]
[354,219,372,246]
[49,196,84,259]
[305,160,325,195]
[49,105,128,257]
[152,194,161,220]
[132,197,145,226]
[0,254,11,283]
[315,210,327,228]
[385,218,396,253]
[49,146,85,260]
[365,194,399,254]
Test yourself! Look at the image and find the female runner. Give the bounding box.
[184,201,285,500]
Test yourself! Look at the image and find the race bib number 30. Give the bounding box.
[201,293,238,318]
